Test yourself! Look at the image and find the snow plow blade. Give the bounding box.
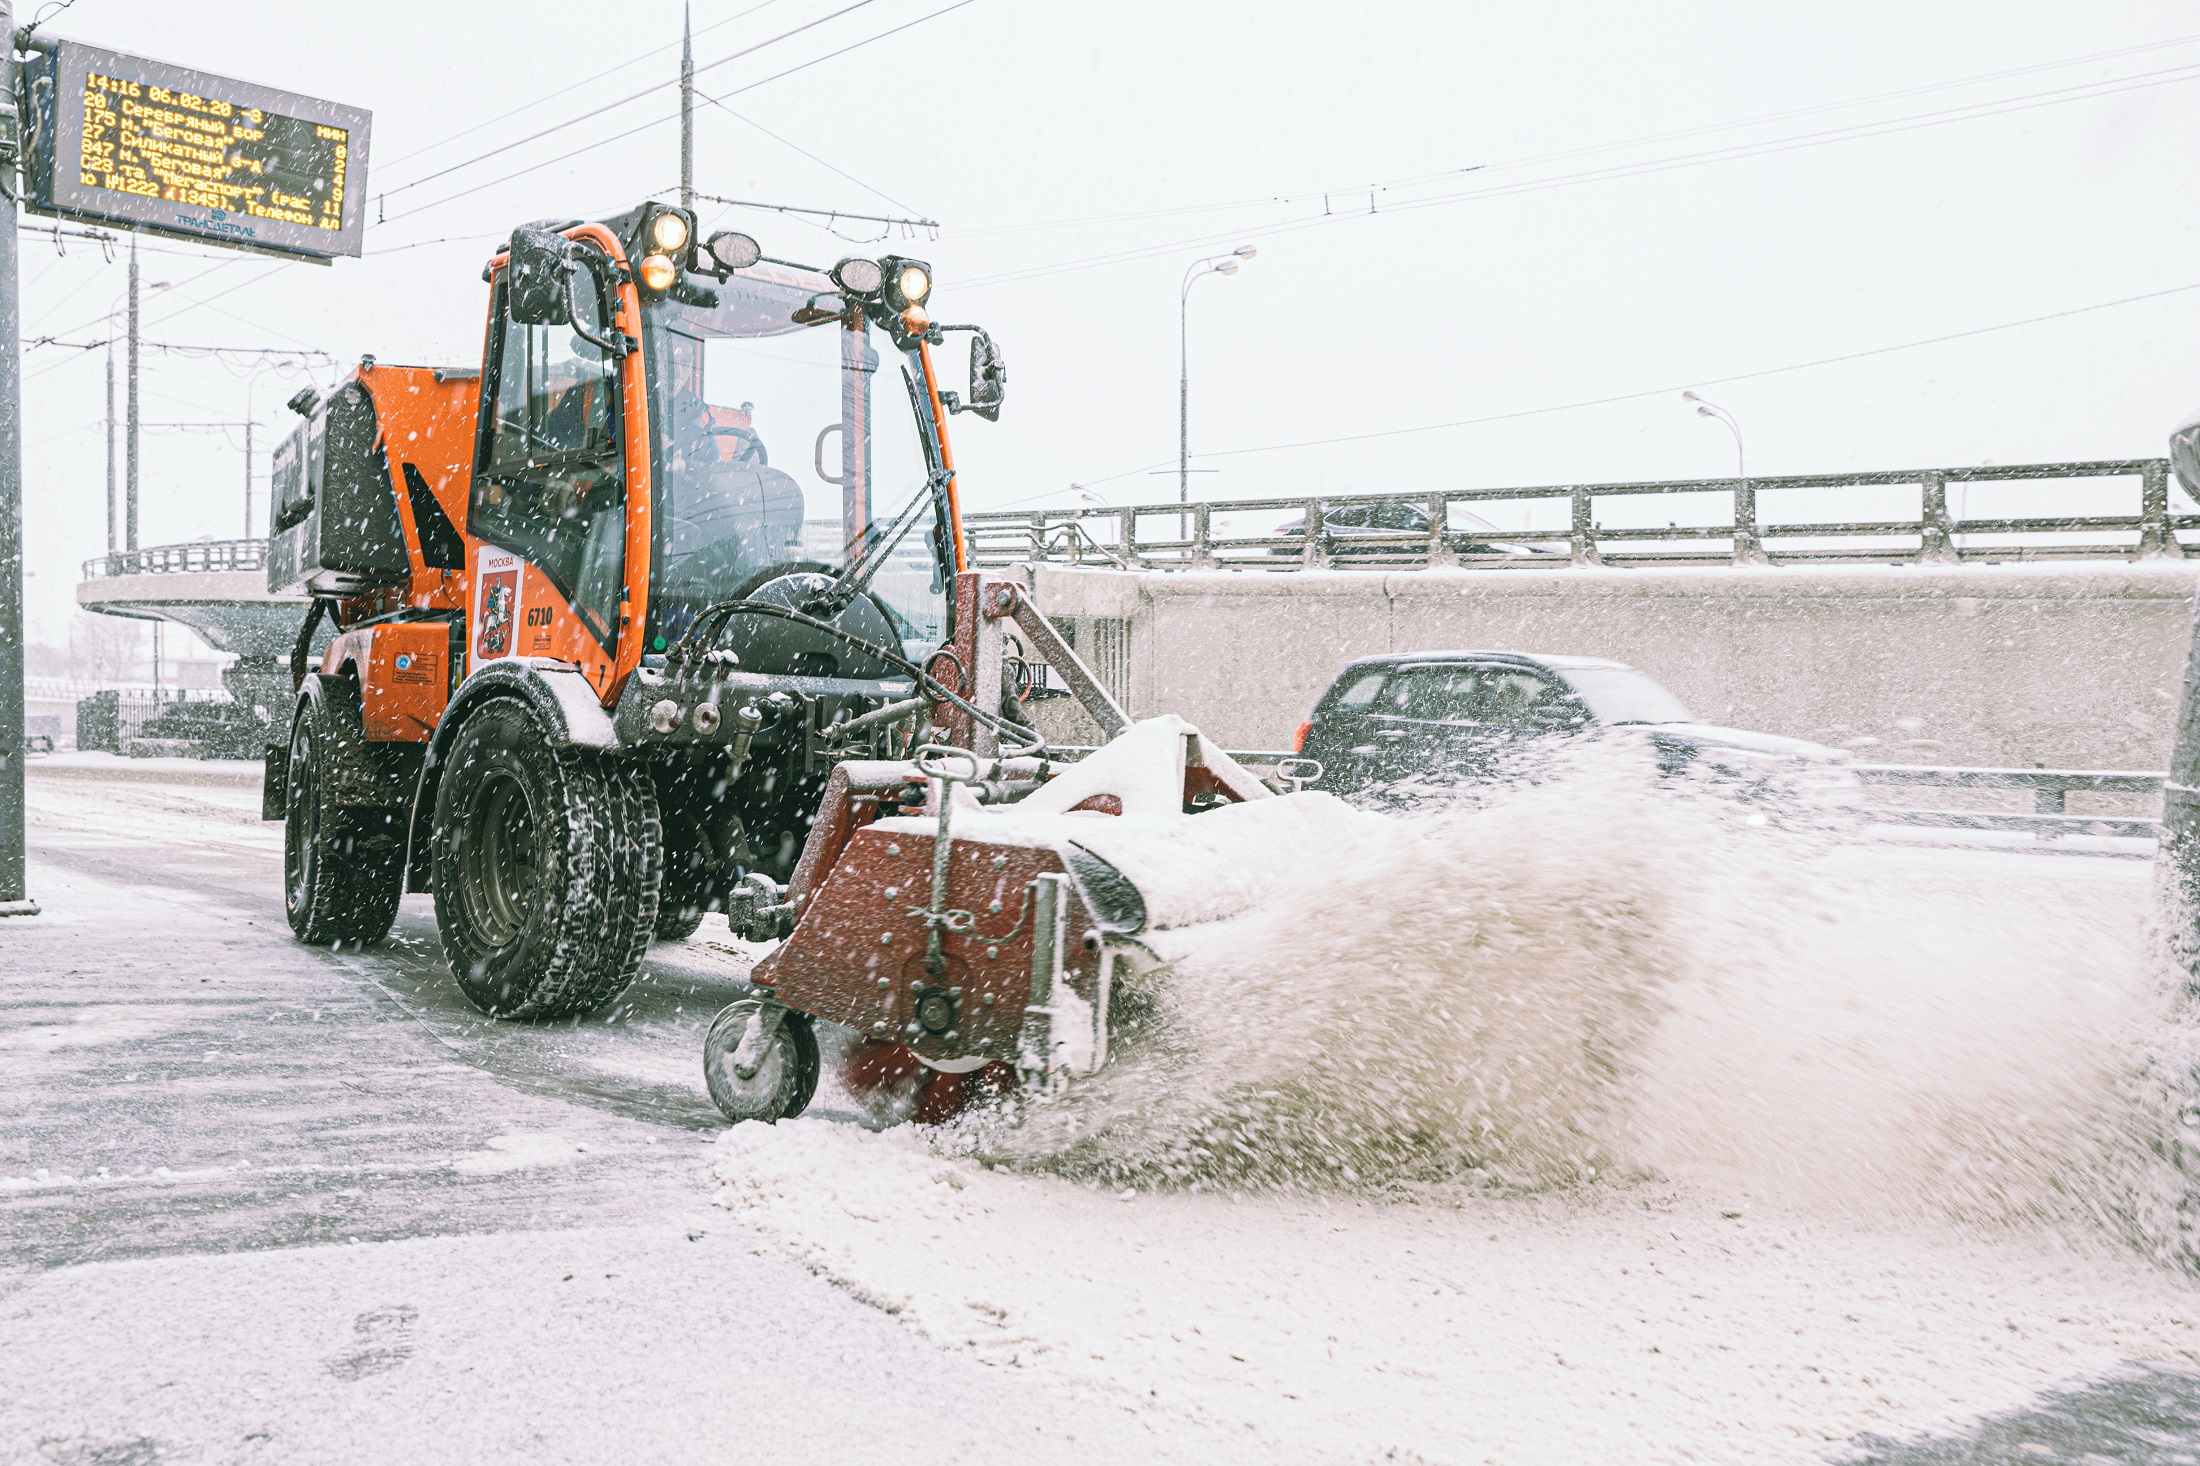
[711,716,1353,1122]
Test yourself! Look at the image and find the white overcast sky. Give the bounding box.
[19,0,2200,640]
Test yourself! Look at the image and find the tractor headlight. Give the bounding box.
[832,257,885,296]
[879,255,934,312]
[650,210,692,254]
[638,253,679,292]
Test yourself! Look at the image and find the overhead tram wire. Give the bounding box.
[693,191,935,233]
[25,335,335,362]
[28,255,248,339]
[1030,278,2200,499]
[369,0,888,209]
[955,59,2200,291]
[698,98,925,219]
[375,0,795,172]
[24,263,299,386]
[956,27,2200,240]
[374,0,981,231]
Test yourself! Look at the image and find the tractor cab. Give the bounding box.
[467,204,1002,704]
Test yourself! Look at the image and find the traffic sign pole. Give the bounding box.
[0,0,35,917]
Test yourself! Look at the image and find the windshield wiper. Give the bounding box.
[800,470,951,619]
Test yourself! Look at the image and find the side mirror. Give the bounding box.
[507,226,578,327]
[932,325,1008,421]
[965,330,1006,421]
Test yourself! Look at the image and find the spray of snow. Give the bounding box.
[709,754,2200,1458]
[959,746,2199,1259]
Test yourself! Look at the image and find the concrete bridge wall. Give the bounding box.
[1022,561,2200,769]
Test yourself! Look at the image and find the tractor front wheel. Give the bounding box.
[431,699,661,1019]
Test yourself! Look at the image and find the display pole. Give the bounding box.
[0,1,37,917]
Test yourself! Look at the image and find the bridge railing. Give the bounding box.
[82,539,266,579]
[966,459,2183,570]
[1849,764,2163,839]
[1049,747,2167,839]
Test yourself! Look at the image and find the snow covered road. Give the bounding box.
[6,754,2200,1464]
[1,757,1255,1464]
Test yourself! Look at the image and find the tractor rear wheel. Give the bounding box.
[431,699,662,1019]
[283,677,405,947]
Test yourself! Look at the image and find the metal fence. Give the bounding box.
[73,688,233,752]
[966,459,2184,571]
[82,538,266,579]
[1851,764,2163,839]
[1052,747,2166,840]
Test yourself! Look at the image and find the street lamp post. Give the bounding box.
[102,268,172,554]
[1179,246,1257,527]
[1681,391,1760,563]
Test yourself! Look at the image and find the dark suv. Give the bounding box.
[1295,651,1856,805]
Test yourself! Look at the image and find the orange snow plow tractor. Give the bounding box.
[261,201,1324,1123]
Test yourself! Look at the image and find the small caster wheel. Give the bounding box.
[703,999,817,1124]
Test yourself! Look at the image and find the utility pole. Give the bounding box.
[243,420,254,537]
[104,342,115,554]
[680,3,695,213]
[1,0,37,916]
[126,235,139,551]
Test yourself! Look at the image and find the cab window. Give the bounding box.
[471,267,627,649]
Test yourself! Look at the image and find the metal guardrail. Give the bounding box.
[1051,747,2166,839]
[1852,764,2163,839]
[967,459,2182,570]
[81,539,266,579]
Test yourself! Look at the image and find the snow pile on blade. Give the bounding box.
[968,743,2199,1259]
[952,716,1381,936]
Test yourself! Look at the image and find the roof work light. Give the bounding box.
[831,257,886,296]
[632,204,697,293]
[881,257,932,312]
[649,210,691,254]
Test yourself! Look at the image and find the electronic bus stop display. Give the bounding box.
[20,39,370,261]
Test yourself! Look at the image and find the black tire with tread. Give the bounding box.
[654,905,707,943]
[431,698,662,1019]
[653,805,712,943]
[284,676,405,947]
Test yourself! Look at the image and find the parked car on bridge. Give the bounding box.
[1269,502,1560,559]
[1293,650,1857,810]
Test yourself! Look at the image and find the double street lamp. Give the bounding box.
[1680,390,1760,562]
[1681,389,1744,480]
[1179,246,1257,513]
